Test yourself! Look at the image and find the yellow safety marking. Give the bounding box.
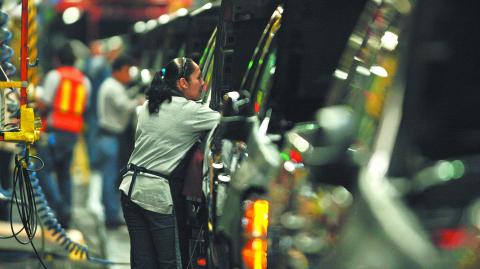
[3,106,41,143]
[74,84,86,114]
[28,0,39,87]
[28,37,37,57]
[0,81,28,89]
[60,80,72,112]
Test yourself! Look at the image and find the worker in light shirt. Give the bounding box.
[120,57,220,268]
[97,54,144,228]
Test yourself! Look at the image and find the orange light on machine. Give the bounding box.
[242,200,270,269]
[242,238,268,269]
[243,200,269,237]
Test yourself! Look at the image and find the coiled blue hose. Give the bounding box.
[0,10,16,77]
[28,162,130,266]
[29,168,89,260]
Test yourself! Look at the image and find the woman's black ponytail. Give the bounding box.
[145,72,169,114]
[145,57,194,114]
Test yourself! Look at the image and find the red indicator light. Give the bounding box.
[435,228,467,249]
[289,149,302,163]
[197,258,207,267]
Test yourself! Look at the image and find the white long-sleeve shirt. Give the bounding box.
[119,97,220,214]
[97,77,138,134]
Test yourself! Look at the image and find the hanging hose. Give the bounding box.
[7,148,48,269]
[29,166,89,261]
[0,9,16,78]
[0,9,16,132]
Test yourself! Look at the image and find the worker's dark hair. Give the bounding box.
[146,57,195,114]
[112,54,134,72]
[56,42,75,66]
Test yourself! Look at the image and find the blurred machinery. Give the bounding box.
[201,0,368,268]
[0,0,39,144]
[0,1,90,268]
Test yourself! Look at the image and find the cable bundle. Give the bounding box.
[2,149,89,268]
[5,151,48,268]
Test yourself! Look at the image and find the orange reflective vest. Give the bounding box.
[50,67,88,133]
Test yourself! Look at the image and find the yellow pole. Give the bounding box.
[27,0,39,89]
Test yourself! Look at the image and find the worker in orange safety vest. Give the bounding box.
[35,41,91,228]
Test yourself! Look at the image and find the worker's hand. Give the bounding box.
[137,96,146,106]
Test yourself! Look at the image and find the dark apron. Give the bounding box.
[120,143,199,268]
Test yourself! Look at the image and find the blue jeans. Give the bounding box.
[36,131,78,227]
[97,134,121,223]
[121,194,177,269]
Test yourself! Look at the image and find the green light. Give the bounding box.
[452,160,465,179]
[199,47,208,65]
[256,91,263,104]
[280,152,290,161]
[248,60,254,70]
[437,161,454,181]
